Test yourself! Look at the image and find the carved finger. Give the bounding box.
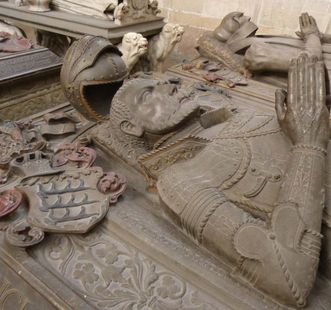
[275,89,287,121]
[315,60,326,107]
[288,58,297,108]
[302,13,310,27]
[296,31,303,39]
[297,54,307,111]
[299,16,304,30]
[310,16,317,27]
[308,57,316,115]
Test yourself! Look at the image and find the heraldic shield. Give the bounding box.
[21,167,110,234]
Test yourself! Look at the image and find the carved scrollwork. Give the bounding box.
[0,278,31,309]
[34,227,219,309]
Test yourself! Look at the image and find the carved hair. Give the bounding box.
[109,77,142,124]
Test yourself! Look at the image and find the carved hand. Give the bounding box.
[296,13,320,39]
[275,53,329,149]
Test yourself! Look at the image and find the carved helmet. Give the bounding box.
[61,36,128,121]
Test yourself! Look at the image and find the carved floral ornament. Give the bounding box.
[36,228,220,309]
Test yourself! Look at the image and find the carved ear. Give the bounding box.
[120,120,144,137]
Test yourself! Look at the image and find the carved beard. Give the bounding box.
[139,90,200,135]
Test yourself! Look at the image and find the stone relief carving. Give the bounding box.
[33,226,220,310]
[0,277,31,309]
[114,0,160,25]
[0,111,127,248]
[0,83,66,121]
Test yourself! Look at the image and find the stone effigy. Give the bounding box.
[197,12,331,79]
[50,0,160,24]
[0,20,23,37]
[51,0,117,19]
[0,20,31,52]
[74,14,330,307]
[2,8,331,309]
[90,54,330,307]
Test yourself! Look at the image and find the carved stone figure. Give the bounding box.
[92,77,202,168]
[147,23,185,72]
[91,50,330,307]
[56,10,331,306]
[0,21,31,52]
[197,12,330,78]
[61,32,185,121]
[51,0,118,19]
[114,0,160,24]
[0,21,23,37]
[97,51,329,307]
[157,53,329,307]
[118,32,148,72]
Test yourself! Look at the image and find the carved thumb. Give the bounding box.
[295,31,303,39]
[275,89,287,122]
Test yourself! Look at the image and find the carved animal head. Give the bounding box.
[122,32,148,58]
[160,23,185,46]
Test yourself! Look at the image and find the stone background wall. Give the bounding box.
[158,0,331,35]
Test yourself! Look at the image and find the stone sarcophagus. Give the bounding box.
[0,47,66,120]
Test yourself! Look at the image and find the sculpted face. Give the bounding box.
[118,79,199,136]
[214,12,252,42]
[122,32,148,57]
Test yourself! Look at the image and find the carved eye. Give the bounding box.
[141,90,152,102]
